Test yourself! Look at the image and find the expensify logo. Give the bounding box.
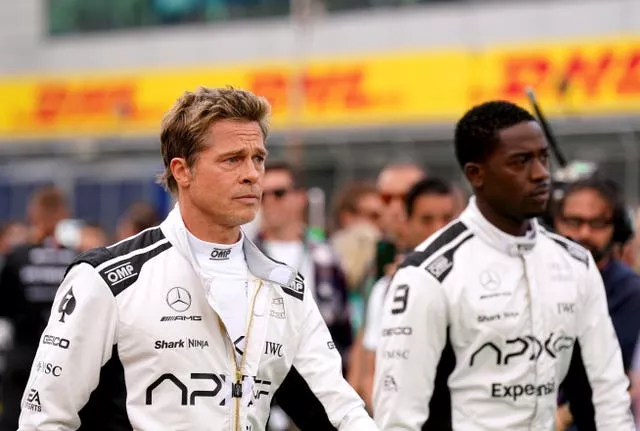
[491,380,555,401]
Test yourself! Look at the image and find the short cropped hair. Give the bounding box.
[158,86,271,194]
[122,202,159,232]
[405,177,452,217]
[559,176,622,216]
[454,100,535,169]
[29,185,68,213]
[331,181,379,230]
[265,160,302,188]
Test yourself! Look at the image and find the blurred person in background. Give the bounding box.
[77,222,109,253]
[554,176,640,431]
[256,160,354,431]
[348,162,425,403]
[0,185,76,430]
[359,177,460,410]
[374,100,634,430]
[115,201,160,241]
[331,181,384,234]
[0,222,30,258]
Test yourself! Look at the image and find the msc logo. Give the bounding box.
[42,335,70,350]
[166,287,192,312]
[23,389,41,412]
[383,349,409,360]
[264,341,284,357]
[469,332,575,367]
[381,327,412,337]
[104,262,137,286]
[210,248,231,260]
[36,362,62,377]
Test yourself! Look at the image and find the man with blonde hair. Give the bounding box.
[18,87,376,430]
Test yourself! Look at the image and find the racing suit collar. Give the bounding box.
[461,196,538,257]
[160,204,298,287]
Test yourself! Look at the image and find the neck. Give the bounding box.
[179,198,241,245]
[476,197,530,236]
[261,222,304,242]
[597,255,611,271]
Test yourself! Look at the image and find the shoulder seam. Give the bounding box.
[541,231,590,268]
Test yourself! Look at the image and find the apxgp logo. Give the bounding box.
[210,248,231,260]
[469,332,575,367]
[58,287,76,323]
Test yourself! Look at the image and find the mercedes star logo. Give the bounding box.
[479,270,501,291]
[166,287,192,312]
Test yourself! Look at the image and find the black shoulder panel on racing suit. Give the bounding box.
[66,227,172,296]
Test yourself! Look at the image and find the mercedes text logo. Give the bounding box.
[166,287,192,312]
[479,270,501,291]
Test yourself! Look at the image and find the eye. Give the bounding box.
[253,155,266,164]
[226,156,239,164]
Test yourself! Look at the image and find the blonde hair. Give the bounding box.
[158,86,271,194]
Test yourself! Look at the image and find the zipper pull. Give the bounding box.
[232,371,243,398]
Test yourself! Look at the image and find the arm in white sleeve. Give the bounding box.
[373,266,447,430]
[18,263,117,431]
[576,255,634,430]
[276,278,377,431]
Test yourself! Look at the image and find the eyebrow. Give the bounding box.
[218,148,269,159]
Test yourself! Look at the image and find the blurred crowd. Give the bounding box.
[2,159,640,430]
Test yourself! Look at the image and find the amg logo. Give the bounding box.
[104,262,137,285]
[160,316,203,322]
[210,248,231,260]
[154,339,209,349]
[557,302,575,314]
[264,341,284,357]
[491,380,555,401]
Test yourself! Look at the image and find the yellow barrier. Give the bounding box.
[0,37,638,139]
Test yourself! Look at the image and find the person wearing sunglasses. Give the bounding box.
[256,160,358,430]
[554,176,640,431]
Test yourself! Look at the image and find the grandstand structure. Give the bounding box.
[0,0,639,231]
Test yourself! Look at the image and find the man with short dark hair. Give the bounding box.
[374,100,633,430]
[554,176,640,430]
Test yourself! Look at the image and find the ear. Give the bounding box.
[464,162,485,189]
[170,158,193,189]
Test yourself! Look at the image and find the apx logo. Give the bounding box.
[58,287,76,323]
[166,287,191,312]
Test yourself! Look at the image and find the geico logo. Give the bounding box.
[42,335,70,349]
[160,316,202,322]
[491,380,555,401]
[381,327,412,337]
[105,263,137,284]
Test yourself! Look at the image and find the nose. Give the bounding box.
[575,222,592,241]
[241,158,261,184]
[530,157,550,182]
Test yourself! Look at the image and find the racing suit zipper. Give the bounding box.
[218,279,264,431]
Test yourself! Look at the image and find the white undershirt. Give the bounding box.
[187,231,248,363]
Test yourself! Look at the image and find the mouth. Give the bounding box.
[529,185,551,199]
[234,194,260,202]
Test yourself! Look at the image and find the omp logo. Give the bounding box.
[104,262,137,286]
[469,333,575,367]
[23,389,41,412]
[264,341,284,357]
[491,380,555,401]
[381,327,412,337]
[426,255,452,279]
[42,335,70,349]
[210,248,231,260]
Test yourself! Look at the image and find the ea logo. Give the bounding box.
[479,270,501,291]
[166,287,192,312]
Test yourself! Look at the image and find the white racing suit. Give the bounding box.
[374,197,634,430]
[18,206,377,431]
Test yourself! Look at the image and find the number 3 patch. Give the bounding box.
[391,284,409,314]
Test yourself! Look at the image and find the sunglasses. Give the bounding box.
[561,216,613,230]
[263,188,293,199]
[380,192,407,205]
